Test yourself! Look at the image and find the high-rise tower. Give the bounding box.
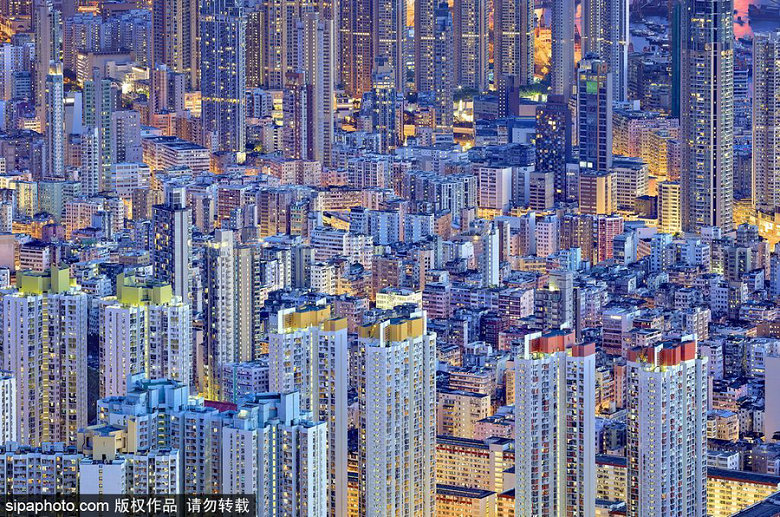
[753,31,780,213]
[415,0,436,92]
[626,341,708,516]
[536,95,573,201]
[453,0,488,91]
[680,0,734,232]
[494,0,534,87]
[577,58,613,172]
[582,0,628,101]
[200,0,246,153]
[340,0,373,96]
[373,0,406,92]
[515,333,596,516]
[44,64,64,179]
[203,230,237,398]
[152,186,192,302]
[2,267,87,446]
[151,0,199,89]
[358,311,436,515]
[550,0,574,97]
[433,2,454,133]
[268,306,348,517]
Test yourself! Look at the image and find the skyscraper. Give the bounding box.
[603,0,629,101]
[670,0,683,117]
[753,31,780,213]
[1,267,88,446]
[453,0,488,92]
[680,0,734,232]
[369,57,403,152]
[256,0,297,89]
[150,66,186,115]
[221,392,329,516]
[373,0,406,92]
[494,0,534,88]
[152,186,192,302]
[626,341,707,516]
[415,0,436,92]
[581,0,604,56]
[93,376,328,515]
[82,74,115,195]
[515,333,595,516]
[479,222,499,287]
[200,0,246,153]
[582,0,628,101]
[340,0,373,96]
[44,64,64,179]
[577,57,613,172]
[433,2,454,133]
[33,0,61,123]
[282,71,310,160]
[203,229,236,398]
[358,311,436,515]
[298,10,335,166]
[550,0,574,97]
[151,0,199,89]
[268,305,348,517]
[536,95,573,202]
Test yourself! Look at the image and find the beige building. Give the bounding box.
[436,486,497,516]
[437,388,491,438]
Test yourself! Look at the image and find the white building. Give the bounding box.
[515,331,596,516]
[100,274,191,397]
[0,371,16,444]
[358,311,436,515]
[310,226,374,268]
[1,267,88,446]
[0,442,81,494]
[268,305,348,517]
[221,392,328,516]
[479,223,500,287]
[204,230,237,398]
[626,340,708,516]
[476,165,512,211]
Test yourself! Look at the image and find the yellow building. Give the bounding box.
[437,389,492,438]
[347,471,360,517]
[596,455,780,517]
[579,170,615,215]
[707,410,740,442]
[496,490,515,516]
[596,455,628,502]
[437,486,497,516]
[436,436,514,494]
[708,468,780,517]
